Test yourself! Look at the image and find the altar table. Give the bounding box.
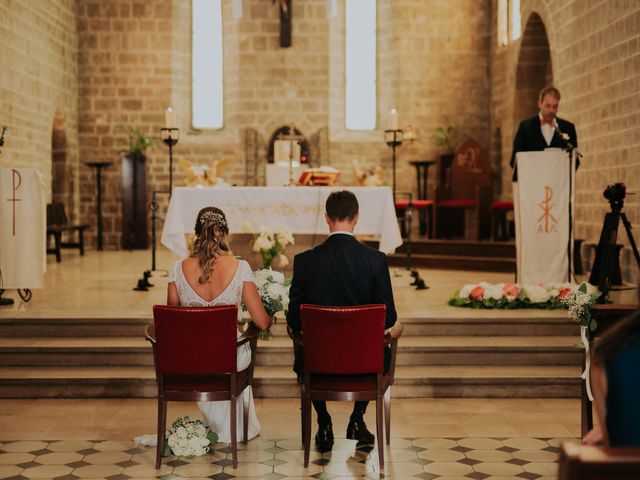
[161,186,402,257]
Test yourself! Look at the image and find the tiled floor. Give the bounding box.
[0,398,580,479]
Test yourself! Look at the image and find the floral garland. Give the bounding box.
[449,282,579,309]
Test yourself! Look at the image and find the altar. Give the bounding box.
[161,186,402,257]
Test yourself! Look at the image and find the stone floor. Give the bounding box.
[0,397,579,479]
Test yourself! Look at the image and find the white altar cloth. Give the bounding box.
[161,186,402,257]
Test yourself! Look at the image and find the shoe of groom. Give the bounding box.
[346,418,375,444]
[315,423,334,452]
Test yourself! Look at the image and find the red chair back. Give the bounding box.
[153,305,238,374]
[300,304,385,374]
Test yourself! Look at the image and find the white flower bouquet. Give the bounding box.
[163,416,218,458]
[247,268,291,340]
[250,227,295,269]
[449,281,584,309]
[561,282,601,330]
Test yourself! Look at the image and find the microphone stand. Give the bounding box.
[553,122,581,282]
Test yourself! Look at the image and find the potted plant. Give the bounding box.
[435,125,462,188]
[120,126,156,249]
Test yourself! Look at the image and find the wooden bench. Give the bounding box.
[46,203,90,262]
[559,442,640,480]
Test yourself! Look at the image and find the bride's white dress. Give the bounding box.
[169,258,260,443]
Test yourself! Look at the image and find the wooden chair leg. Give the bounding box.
[384,388,391,445]
[78,229,85,256]
[300,388,305,445]
[376,395,384,473]
[303,394,312,468]
[243,391,249,444]
[155,398,167,469]
[230,394,237,468]
[54,232,62,262]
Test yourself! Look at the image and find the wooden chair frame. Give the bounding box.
[146,309,260,469]
[558,442,640,480]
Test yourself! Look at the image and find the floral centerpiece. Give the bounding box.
[251,229,295,269]
[163,416,218,458]
[449,282,578,309]
[246,268,291,340]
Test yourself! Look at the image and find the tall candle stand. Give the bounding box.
[385,129,403,198]
[161,127,180,197]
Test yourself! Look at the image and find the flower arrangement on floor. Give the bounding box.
[249,268,291,340]
[163,416,218,457]
[449,282,583,309]
[250,228,295,269]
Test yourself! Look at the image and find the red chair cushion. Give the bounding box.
[490,201,514,210]
[153,305,239,374]
[394,200,434,209]
[301,304,385,374]
[437,199,477,208]
[164,369,249,392]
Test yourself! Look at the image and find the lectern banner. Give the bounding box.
[0,168,46,289]
[514,150,575,284]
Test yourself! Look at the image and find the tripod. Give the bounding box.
[588,184,640,301]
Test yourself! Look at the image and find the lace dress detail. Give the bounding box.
[169,259,255,308]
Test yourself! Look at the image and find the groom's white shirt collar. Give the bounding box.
[328,231,354,237]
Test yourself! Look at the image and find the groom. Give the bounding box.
[286,190,397,452]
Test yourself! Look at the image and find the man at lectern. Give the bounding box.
[510,86,578,181]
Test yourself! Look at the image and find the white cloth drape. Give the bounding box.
[0,168,46,289]
[514,150,576,284]
[161,186,402,256]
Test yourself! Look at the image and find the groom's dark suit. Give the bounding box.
[286,232,397,375]
[510,115,578,181]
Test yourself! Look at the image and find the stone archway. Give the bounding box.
[51,109,74,210]
[513,13,553,123]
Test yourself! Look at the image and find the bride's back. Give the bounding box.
[181,254,240,303]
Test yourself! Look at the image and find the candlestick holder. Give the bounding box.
[385,129,403,198]
[161,127,180,197]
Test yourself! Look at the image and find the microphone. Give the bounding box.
[553,120,582,159]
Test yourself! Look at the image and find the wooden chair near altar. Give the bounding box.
[296,304,401,473]
[147,305,260,469]
[46,202,89,262]
[434,138,493,240]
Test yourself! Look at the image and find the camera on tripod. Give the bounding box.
[603,182,626,212]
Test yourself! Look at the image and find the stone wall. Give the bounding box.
[490,0,640,283]
[0,1,79,216]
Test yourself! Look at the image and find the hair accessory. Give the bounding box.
[199,210,227,228]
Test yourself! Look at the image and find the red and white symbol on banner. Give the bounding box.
[6,169,22,236]
[537,185,557,233]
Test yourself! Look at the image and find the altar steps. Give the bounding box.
[364,239,516,272]
[0,314,582,399]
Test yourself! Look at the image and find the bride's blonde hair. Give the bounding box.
[191,206,230,283]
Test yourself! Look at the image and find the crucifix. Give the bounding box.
[274,0,292,48]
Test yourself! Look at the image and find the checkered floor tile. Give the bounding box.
[0,437,572,479]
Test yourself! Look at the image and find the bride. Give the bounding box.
[167,206,271,443]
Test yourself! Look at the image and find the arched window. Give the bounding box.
[498,0,521,46]
[192,0,223,129]
[345,0,376,131]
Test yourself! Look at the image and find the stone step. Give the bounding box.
[387,253,516,272]
[0,315,576,337]
[0,336,583,367]
[0,365,581,399]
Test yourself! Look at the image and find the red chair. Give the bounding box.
[147,305,259,469]
[394,193,434,238]
[299,304,400,473]
[559,442,640,480]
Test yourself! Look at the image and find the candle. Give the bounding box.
[165,107,176,129]
[387,108,399,130]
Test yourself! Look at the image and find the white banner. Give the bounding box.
[514,150,575,284]
[0,168,46,289]
[161,186,402,257]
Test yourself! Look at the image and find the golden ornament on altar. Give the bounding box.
[179,159,229,187]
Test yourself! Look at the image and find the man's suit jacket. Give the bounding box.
[286,233,397,372]
[510,116,578,181]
